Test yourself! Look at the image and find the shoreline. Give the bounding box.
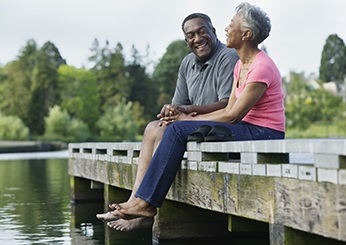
[0,141,68,153]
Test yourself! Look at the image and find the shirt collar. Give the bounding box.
[192,40,222,70]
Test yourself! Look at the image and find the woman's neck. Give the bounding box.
[237,46,260,65]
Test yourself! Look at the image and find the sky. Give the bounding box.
[1,0,345,77]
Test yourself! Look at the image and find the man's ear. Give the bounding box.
[212,27,217,37]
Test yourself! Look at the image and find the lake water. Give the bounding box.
[0,151,272,245]
[0,151,106,244]
[0,151,159,245]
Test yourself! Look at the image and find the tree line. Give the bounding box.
[0,38,190,142]
[0,34,345,142]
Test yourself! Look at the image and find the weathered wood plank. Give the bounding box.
[68,139,346,243]
[274,178,346,241]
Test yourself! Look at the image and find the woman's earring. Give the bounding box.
[242,37,245,41]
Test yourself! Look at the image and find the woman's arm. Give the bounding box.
[163,82,267,124]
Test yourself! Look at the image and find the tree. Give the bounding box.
[127,45,158,121]
[152,40,190,106]
[89,40,133,111]
[44,105,91,142]
[319,34,346,82]
[285,72,314,130]
[0,112,29,140]
[0,39,38,124]
[58,65,100,133]
[27,41,66,135]
[285,71,343,131]
[96,99,140,142]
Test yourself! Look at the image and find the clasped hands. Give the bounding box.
[157,104,197,126]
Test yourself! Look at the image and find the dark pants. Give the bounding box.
[135,120,284,207]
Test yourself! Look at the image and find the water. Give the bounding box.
[0,151,271,245]
[0,152,107,245]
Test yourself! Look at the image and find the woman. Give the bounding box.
[110,2,285,220]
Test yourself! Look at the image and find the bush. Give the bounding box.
[0,113,29,140]
[44,105,91,142]
[96,99,139,142]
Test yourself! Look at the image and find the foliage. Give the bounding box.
[96,99,140,142]
[58,65,100,133]
[89,40,133,112]
[44,105,91,142]
[2,35,346,141]
[127,57,158,121]
[88,40,161,130]
[319,34,346,82]
[27,41,66,135]
[152,40,190,105]
[0,113,29,140]
[285,71,343,131]
[286,121,346,138]
[0,40,38,124]
[285,72,313,130]
[335,103,346,135]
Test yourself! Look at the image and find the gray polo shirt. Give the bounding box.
[172,40,239,106]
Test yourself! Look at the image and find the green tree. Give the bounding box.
[319,34,346,82]
[285,71,343,130]
[27,41,66,135]
[127,45,158,121]
[312,87,343,134]
[0,112,29,140]
[44,105,91,142]
[96,99,140,142]
[285,72,314,130]
[0,39,38,124]
[89,40,132,111]
[58,65,100,133]
[152,40,190,106]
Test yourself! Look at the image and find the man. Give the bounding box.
[96,12,238,231]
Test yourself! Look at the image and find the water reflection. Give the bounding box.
[0,155,269,244]
[0,158,105,244]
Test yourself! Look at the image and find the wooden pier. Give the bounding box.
[68,139,346,244]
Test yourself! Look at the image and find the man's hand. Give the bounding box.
[159,111,197,126]
[157,104,196,126]
[157,104,180,119]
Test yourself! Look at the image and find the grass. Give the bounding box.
[285,123,346,139]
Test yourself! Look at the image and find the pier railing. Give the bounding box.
[68,139,346,244]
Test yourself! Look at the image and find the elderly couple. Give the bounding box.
[97,2,285,232]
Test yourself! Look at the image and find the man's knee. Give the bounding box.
[144,120,166,138]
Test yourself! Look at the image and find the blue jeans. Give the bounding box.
[135,120,284,207]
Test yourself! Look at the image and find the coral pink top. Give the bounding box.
[234,51,285,132]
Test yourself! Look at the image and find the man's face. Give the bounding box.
[183,18,217,61]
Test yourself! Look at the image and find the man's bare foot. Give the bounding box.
[111,198,157,220]
[96,212,119,222]
[107,217,154,231]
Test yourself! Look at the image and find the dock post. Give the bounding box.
[152,199,231,243]
[70,176,103,201]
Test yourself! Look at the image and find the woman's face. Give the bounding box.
[225,12,244,49]
[183,18,217,61]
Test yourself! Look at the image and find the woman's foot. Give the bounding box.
[111,198,157,220]
[107,217,154,231]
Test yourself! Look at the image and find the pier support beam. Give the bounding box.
[153,200,231,242]
[102,185,152,245]
[70,176,103,201]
